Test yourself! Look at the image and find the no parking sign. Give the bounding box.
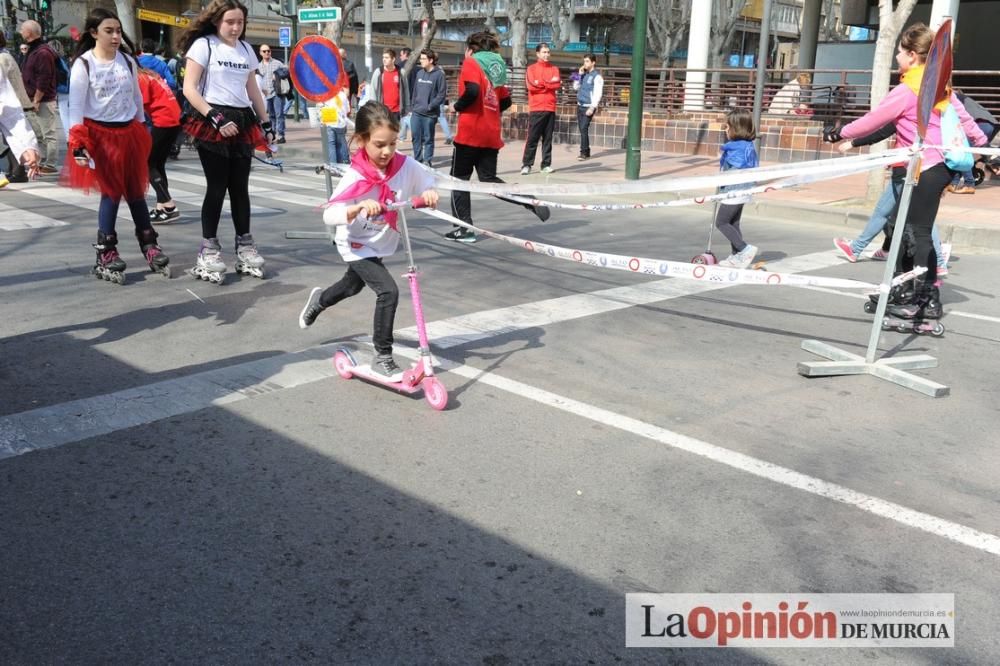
[288,35,347,103]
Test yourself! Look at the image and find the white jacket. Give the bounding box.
[0,64,38,160]
[322,156,435,261]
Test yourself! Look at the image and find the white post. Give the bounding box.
[365,0,373,76]
[684,0,712,111]
[929,0,960,38]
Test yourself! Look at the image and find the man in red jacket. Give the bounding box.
[446,32,549,243]
[521,43,561,175]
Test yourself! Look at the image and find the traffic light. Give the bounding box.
[267,0,294,17]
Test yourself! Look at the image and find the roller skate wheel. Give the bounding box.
[111,272,125,285]
[162,265,172,279]
[931,322,945,337]
[864,301,876,314]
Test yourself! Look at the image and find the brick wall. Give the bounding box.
[496,106,871,163]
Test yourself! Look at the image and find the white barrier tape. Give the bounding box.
[321,149,909,198]
[922,144,1000,157]
[421,150,911,196]
[413,205,925,291]
[492,163,888,211]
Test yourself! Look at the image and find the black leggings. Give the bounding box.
[714,203,746,253]
[196,146,252,239]
[149,125,181,204]
[889,163,949,282]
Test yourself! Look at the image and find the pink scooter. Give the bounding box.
[286,195,448,411]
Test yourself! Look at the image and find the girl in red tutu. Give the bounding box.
[63,8,170,284]
[179,0,273,283]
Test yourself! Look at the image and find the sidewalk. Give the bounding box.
[279,119,1000,252]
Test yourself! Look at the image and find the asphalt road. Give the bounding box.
[1,155,999,664]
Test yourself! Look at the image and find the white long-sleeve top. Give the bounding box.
[322,156,435,262]
[68,50,144,127]
[0,65,38,159]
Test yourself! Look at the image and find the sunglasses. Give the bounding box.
[261,49,270,53]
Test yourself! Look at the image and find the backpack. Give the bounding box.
[55,56,71,94]
[941,102,974,172]
[274,66,292,98]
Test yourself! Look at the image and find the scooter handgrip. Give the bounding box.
[409,196,429,209]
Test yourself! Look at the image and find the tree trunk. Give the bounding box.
[114,1,138,46]
[864,0,918,202]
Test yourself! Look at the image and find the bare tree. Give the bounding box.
[819,0,848,43]
[507,0,534,68]
[319,0,364,45]
[709,0,748,87]
[648,0,690,67]
[863,0,918,199]
[544,0,575,50]
[402,0,441,77]
[114,1,138,45]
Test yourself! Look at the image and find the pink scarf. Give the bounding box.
[328,149,407,229]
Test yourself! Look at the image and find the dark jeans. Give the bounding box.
[325,126,350,164]
[149,125,181,203]
[197,146,252,239]
[265,95,285,137]
[714,203,746,253]
[522,110,555,168]
[411,112,437,163]
[98,195,153,235]
[577,106,594,157]
[319,257,399,356]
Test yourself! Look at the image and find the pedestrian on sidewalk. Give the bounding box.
[521,43,560,175]
[0,59,41,187]
[571,53,602,161]
[824,22,987,318]
[714,108,760,268]
[832,122,950,275]
[370,49,408,125]
[62,8,171,280]
[138,68,182,222]
[946,90,999,194]
[256,43,286,143]
[19,20,60,174]
[409,49,446,167]
[0,33,35,184]
[339,47,358,110]
[298,101,439,381]
[446,31,549,244]
[320,87,350,165]
[180,0,273,281]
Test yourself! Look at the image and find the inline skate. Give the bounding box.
[92,231,126,285]
[881,277,945,336]
[189,237,226,285]
[137,228,171,278]
[234,233,266,279]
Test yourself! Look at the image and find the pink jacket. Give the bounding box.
[841,84,987,171]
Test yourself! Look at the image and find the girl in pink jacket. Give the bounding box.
[828,23,986,321]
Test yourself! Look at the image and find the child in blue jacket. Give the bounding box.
[716,108,759,268]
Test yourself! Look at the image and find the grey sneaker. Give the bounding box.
[455,229,478,244]
[541,166,553,174]
[371,354,404,381]
[298,287,324,329]
[520,166,530,175]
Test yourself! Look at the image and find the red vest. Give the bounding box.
[455,57,508,150]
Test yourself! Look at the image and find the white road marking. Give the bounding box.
[3,247,999,557]
[397,346,1000,558]
[397,250,852,349]
[0,201,70,231]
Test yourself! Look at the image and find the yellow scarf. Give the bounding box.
[901,64,950,112]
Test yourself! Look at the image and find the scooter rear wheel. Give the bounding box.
[691,252,717,265]
[423,377,448,411]
[333,349,356,379]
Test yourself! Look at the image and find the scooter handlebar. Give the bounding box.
[385,197,431,210]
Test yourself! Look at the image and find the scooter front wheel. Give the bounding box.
[691,252,717,265]
[333,349,356,379]
[422,377,448,411]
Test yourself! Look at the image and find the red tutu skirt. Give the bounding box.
[183,106,268,158]
[61,119,151,200]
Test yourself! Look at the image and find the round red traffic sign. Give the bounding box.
[288,36,347,103]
